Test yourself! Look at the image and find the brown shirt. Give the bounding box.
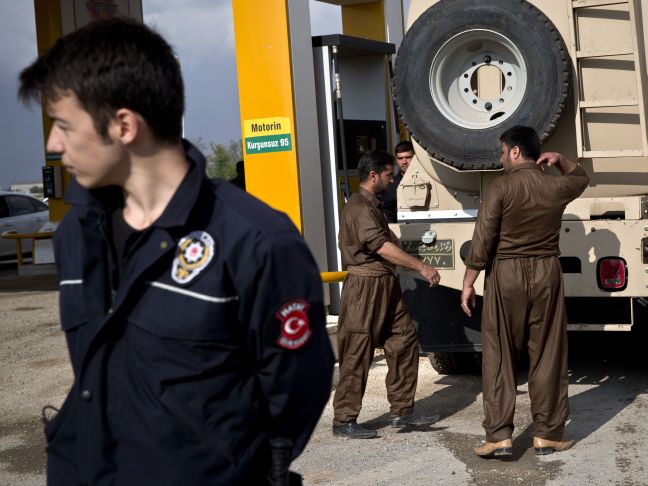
[465,162,589,270]
[338,188,392,270]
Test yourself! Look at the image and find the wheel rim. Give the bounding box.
[429,29,527,130]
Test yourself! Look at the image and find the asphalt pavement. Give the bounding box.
[1,276,647,486]
[294,332,648,485]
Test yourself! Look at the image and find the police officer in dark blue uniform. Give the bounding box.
[19,17,334,486]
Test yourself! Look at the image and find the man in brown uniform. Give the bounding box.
[461,126,589,458]
[333,149,441,439]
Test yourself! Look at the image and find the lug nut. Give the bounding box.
[484,55,491,64]
[485,102,492,111]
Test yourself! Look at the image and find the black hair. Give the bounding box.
[19,17,184,144]
[357,150,394,182]
[394,140,414,155]
[499,126,541,161]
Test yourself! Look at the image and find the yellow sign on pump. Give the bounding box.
[243,117,293,154]
[232,0,303,231]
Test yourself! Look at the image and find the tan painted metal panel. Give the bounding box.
[405,0,648,198]
[397,1,648,303]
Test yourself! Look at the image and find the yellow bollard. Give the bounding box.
[320,271,347,283]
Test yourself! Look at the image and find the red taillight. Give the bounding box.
[597,257,627,291]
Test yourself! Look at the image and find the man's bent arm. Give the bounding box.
[242,231,335,460]
[377,241,440,286]
[537,151,579,174]
[537,151,589,200]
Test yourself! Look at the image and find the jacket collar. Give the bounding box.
[64,139,207,229]
[358,186,381,207]
[506,161,541,174]
[154,140,206,229]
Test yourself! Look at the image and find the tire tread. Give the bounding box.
[393,0,571,170]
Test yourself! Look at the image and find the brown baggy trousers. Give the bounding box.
[481,256,569,442]
[332,272,419,426]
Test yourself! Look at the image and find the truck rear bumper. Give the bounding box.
[402,275,648,354]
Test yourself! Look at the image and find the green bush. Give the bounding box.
[192,138,243,180]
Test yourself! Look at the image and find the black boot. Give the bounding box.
[332,420,378,439]
[390,413,440,428]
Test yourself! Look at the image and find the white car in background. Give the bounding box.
[0,191,49,259]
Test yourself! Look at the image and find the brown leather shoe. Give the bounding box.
[474,439,513,458]
[533,436,575,455]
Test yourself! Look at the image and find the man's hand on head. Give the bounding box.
[537,152,579,175]
[536,152,562,171]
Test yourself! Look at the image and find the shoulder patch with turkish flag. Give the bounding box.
[276,300,312,350]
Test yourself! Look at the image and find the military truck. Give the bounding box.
[391,0,648,373]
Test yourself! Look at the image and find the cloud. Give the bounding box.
[143,0,341,146]
[0,70,43,186]
[142,1,240,145]
[0,2,37,84]
[144,0,234,69]
[0,0,344,182]
[0,2,42,185]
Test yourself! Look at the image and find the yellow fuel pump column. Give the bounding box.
[232,0,328,273]
[232,1,300,226]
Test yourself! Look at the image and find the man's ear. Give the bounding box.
[112,108,140,144]
[510,146,521,160]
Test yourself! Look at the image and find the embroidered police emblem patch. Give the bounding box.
[276,300,312,350]
[171,231,215,285]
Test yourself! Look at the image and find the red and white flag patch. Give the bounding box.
[276,300,312,350]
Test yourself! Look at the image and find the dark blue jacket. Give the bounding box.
[47,141,334,485]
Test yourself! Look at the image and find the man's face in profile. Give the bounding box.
[46,92,125,189]
[373,166,394,194]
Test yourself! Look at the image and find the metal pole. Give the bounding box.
[331,45,351,201]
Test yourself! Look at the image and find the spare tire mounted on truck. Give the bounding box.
[393,0,571,170]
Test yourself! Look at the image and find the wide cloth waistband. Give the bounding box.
[495,253,559,261]
[346,261,394,277]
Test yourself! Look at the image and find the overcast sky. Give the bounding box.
[0,0,343,187]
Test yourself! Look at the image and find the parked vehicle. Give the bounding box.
[393,0,648,373]
[0,191,49,259]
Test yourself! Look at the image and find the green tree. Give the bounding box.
[29,185,42,194]
[192,137,243,180]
